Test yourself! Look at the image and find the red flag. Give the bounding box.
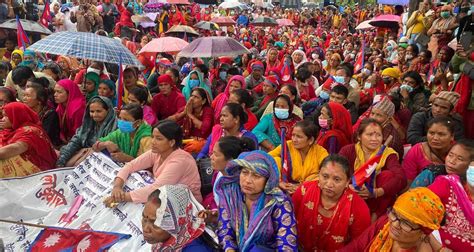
[280,127,293,183]
[29,227,130,252]
[40,0,51,28]
[117,55,124,109]
[353,40,365,73]
[351,144,387,193]
[16,16,30,50]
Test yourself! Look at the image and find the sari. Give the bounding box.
[56,79,86,143]
[99,123,152,158]
[317,102,352,154]
[151,185,205,252]
[212,75,246,123]
[215,151,298,251]
[292,181,371,251]
[0,103,57,177]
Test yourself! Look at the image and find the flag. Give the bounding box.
[16,16,30,50]
[351,144,387,194]
[280,127,293,183]
[117,54,124,109]
[40,0,52,28]
[353,40,365,73]
[28,227,131,252]
[280,62,292,83]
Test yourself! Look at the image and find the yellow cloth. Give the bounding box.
[354,142,398,188]
[369,187,445,252]
[381,67,400,79]
[0,155,41,178]
[269,141,328,182]
[10,49,24,68]
[412,13,426,34]
[332,15,341,28]
[122,80,152,105]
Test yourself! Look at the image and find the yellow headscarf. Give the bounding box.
[369,187,445,252]
[10,49,24,68]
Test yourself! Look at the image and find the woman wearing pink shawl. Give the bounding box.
[211,75,246,123]
[54,79,86,144]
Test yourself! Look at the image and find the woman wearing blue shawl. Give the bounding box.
[215,150,297,251]
[182,70,213,101]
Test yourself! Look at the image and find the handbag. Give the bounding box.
[197,158,214,197]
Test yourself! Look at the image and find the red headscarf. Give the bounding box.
[1,102,57,170]
[56,79,86,142]
[212,75,246,123]
[317,102,352,150]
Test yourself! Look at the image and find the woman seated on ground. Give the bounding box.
[0,87,17,121]
[216,150,298,251]
[104,120,202,204]
[317,101,353,154]
[182,70,213,101]
[84,71,100,102]
[400,71,430,114]
[179,88,214,154]
[122,67,149,105]
[270,120,329,194]
[212,75,246,123]
[403,117,454,185]
[151,74,186,121]
[128,86,157,126]
[54,79,86,144]
[251,76,280,119]
[339,119,406,220]
[0,102,57,178]
[57,96,117,167]
[23,78,61,147]
[341,187,446,252]
[293,155,371,251]
[142,185,212,251]
[97,79,117,107]
[93,104,152,163]
[253,94,301,152]
[197,103,257,159]
[228,88,258,131]
[262,84,303,119]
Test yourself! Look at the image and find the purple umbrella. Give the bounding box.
[178,36,250,58]
[369,14,401,29]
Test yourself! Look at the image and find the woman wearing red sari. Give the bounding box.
[0,102,57,178]
[317,102,353,154]
[293,155,371,251]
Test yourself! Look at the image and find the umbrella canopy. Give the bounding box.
[218,1,245,9]
[178,36,250,58]
[276,18,295,27]
[256,2,274,8]
[195,21,220,31]
[131,15,154,23]
[251,17,278,27]
[139,37,189,56]
[210,16,236,26]
[165,25,200,36]
[167,0,190,5]
[0,19,52,35]
[143,0,165,12]
[139,13,159,28]
[369,14,401,29]
[28,31,142,67]
[355,20,374,30]
[303,2,320,8]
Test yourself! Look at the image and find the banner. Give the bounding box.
[0,153,153,251]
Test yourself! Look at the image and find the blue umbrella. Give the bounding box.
[28,32,143,67]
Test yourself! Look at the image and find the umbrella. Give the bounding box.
[355,20,374,30]
[256,2,274,8]
[27,31,142,67]
[210,16,236,26]
[143,0,165,12]
[195,21,220,31]
[165,25,200,37]
[251,17,278,27]
[0,19,52,35]
[303,2,320,9]
[178,36,250,58]
[139,13,159,28]
[369,14,401,29]
[167,0,190,5]
[218,1,245,9]
[276,18,295,27]
[131,15,154,23]
[139,37,189,56]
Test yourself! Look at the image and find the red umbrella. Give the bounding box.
[369,14,400,29]
[139,37,189,56]
[210,16,236,26]
[276,18,295,27]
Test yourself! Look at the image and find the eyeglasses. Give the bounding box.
[388,209,421,232]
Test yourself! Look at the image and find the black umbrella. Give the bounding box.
[251,17,278,27]
[0,19,52,35]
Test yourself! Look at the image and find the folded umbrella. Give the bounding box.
[178,36,250,58]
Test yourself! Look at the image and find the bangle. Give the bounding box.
[94,142,101,150]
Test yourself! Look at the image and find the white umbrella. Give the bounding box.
[355,20,374,30]
[218,1,245,9]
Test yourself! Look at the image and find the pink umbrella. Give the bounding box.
[369,14,401,29]
[276,18,295,27]
[139,37,189,56]
[167,0,190,5]
[210,16,236,26]
[355,20,374,30]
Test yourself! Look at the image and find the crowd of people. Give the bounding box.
[0,0,473,251]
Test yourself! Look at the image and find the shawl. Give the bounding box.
[151,185,205,252]
[1,102,57,170]
[56,55,79,74]
[317,102,352,150]
[272,96,301,141]
[182,70,213,101]
[265,48,281,76]
[56,79,86,142]
[10,49,23,68]
[291,50,307,70]
[292,181,357,251]
[208,124,249,157]
[85,72,100,101]
[438,174,474,224]
[99,122,152,158]
[212,75,246,123]
[354,142,398,188]
[368,187,445,252]
[215,150,286,251]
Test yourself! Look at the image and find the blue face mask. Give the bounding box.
[274,108,289,120]
[333,76,345,84]
[219,71,227,81]
[467,166,474,186]
[189,79,200,89]
[319,90,330,100]
[400,84,414,93]
[118,119,135,133]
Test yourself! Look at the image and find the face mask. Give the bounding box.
[405,54,414,60]
[440,11,450,18]
[118,119,135,133]
[189,79,200,89]
[382,77,392,84]
[230,11,235,15]
[467,166,474,186]
[298,47,304,51]
[452,73,460,82]
[333,76,345,84]
[386,45,393,51]
[21,60,34,67]
[219,71,227,81]
[469,6,474,15]
[171,9,176,13]
[364,82,372,89]
[401,84,414,93]
[361,68,371,76]
[318,118,329,129]
[274,108,289,120]
[312,53,319,60]
[319,90,330,100]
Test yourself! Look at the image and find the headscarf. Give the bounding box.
[19,49,44,70]
[56,79,86,142]
[317,102,352,149]
[56,55,79,74]
[151,184,205,252]
[215,150,286,251]
[182,70,213,101]
[100,79,117,106]
[291,49,307,69]
[85,72,100,101]
[369,187,445,252]
[10,49,23,68]
[212,75,246,123]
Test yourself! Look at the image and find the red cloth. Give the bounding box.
[339,215,389,252]
[169,11,186,26]
[454,74,473,139]
[151,90,186,120]
[292,181,371,251]
[56,79,86,143]
[1,102,57,170]
[244,108,258,131]
[317,102,352,150]
[182,106,214,139]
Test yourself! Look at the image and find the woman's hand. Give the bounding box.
[197,209,218,225]
[110,151,133,163]
[400,87,409,99]
[349,184,372,199]
[111,186,126,202]
[279,182,299,194]
[185,100,194,117]
[105,141,119,153]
